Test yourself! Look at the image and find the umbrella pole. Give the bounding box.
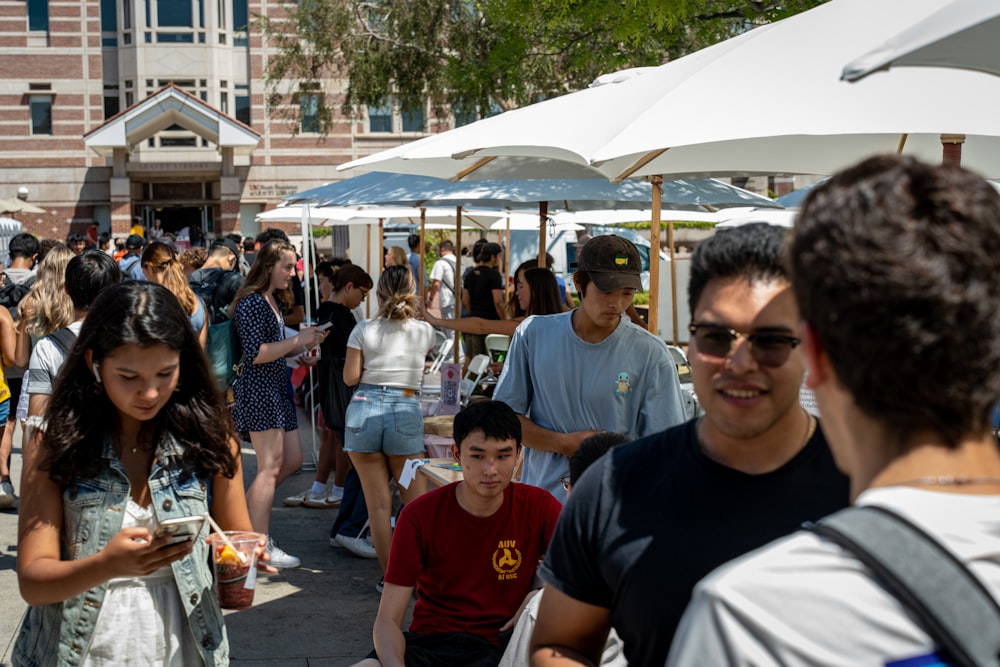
[538,202,548,268]
[420,208,427,297]
[365,223,371,318]
[378,218,385,271]
[454,206,462,364]
[300,206,318,470]
[505,215,511,294]
[648,176,662,340]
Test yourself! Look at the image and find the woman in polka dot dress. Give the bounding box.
[230,239,325,569]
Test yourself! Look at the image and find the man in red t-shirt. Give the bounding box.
[351,400,562,667]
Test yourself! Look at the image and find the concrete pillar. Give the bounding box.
[110,176,132,237]
[219,176,241,234]
[941,134,966,167]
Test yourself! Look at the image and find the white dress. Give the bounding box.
[81,498,203,666]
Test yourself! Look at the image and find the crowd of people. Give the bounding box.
[3,154,1000,666]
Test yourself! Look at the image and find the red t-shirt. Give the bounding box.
[385,481,562,643]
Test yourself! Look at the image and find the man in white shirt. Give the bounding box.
[668,155,1000,666]
[425,239,457,321]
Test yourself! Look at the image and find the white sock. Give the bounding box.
[310,481,326,495]
[331,485,344,498]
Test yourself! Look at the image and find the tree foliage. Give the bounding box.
[259,0,827,136]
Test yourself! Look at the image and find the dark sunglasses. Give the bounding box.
[688,323,800,368]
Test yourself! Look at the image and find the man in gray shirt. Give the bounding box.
[493,235,685,502]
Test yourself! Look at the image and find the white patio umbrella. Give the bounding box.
[842,0,1000,81]
[0,198,46,214]
[337,0,1000,338]
[299,172,779,339]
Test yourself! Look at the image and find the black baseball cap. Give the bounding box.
[211,237,240,259]
[125,234,145,249]
[576,235,642,292]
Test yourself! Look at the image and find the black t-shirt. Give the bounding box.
[463,265,503,320]
[539,419,849,666]
[315,301,357,359]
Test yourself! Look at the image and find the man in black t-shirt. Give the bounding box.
[461,242,504,364]
[530,224,850,667]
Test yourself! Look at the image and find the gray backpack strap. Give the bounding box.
[808,505,1000,667]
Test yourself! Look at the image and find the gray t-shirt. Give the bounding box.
[493,310,686,502]
[27,321,83,396]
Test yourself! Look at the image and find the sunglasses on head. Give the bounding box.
[688,323,800,368]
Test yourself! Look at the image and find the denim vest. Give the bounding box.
[13,435,228,667]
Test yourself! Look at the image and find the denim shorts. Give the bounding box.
[343,384,425,456]
[0,398,10,424]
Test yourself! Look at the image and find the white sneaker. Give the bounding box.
[282,488,331,507]
[265,537,301,569]
[333,533,377,559]
[303,491,342,509]
[0,479,14,510]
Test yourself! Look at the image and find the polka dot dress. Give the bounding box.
[231,293,298,433]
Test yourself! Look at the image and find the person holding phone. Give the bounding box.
[14,281,265,666]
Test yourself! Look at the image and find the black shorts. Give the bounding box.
[365,631,509,667]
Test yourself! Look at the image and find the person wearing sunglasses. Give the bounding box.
[669,156,1000,666]
[530,223,849,667]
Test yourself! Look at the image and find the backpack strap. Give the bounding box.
[808,505,1000,667]
[46,327,78,358]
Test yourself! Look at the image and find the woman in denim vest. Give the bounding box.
[14,281,264,666]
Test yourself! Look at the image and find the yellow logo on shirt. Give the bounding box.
[493,540,522,580]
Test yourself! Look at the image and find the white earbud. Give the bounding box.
[92,364,102,384]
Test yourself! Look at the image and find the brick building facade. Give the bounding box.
[0,0,438,241]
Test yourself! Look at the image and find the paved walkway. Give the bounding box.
[0,402,391,666]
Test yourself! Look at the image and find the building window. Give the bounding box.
[299,84,322,134]
[30,96,53,135]
[400,105,424,133]
[28,0,48,31]
[233,0,248,46]
[100,0,117,45]
[235,84,250,125]
[104,84,120,119]
[368,102,392,133]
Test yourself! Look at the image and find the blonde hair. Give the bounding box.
[375,265,418,321]
[141,241,197,314]
[387,246,407,268]
[20,244,76,338]
[231,240,295,313]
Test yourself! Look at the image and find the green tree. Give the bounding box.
[260,0,826,137]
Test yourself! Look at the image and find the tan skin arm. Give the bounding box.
[14,294,36,367]
[530,584,613,667]
[0,307,17,367]
[197,312,208,348]
[372,582,414,667]
[420,304,522,337]
[27,394,49,423]
[492,288,506,320]
[252,326,322,365]
[625,304,648,331]
[517,415,602,458]
[344,347,363,387]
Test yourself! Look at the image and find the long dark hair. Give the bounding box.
[39,282,238,486]
[523,268,564,316]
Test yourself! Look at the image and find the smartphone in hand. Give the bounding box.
[154,515,207,546]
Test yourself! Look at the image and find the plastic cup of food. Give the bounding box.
[209,531,263,610]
